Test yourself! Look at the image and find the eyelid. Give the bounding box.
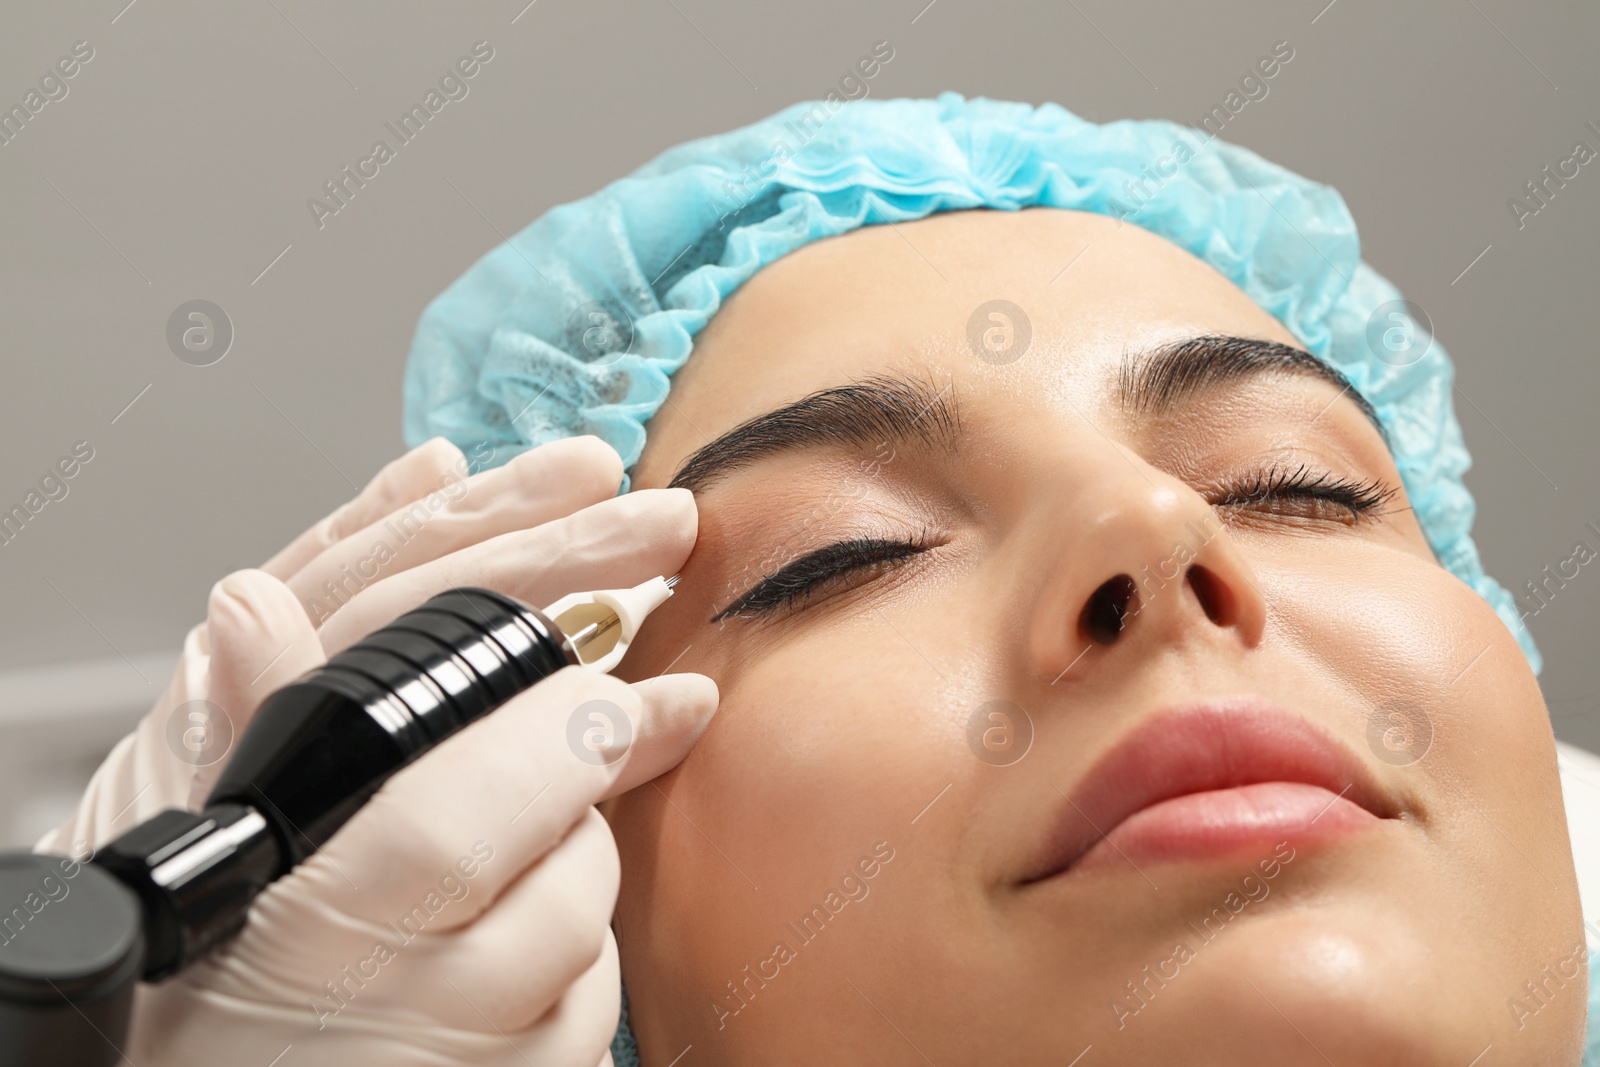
[711,533,934,622]
[1206,463,1399,522]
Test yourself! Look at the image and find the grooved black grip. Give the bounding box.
[94,587,574,981]
[207,588,572,861]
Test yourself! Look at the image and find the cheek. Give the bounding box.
[691,627,951,850]
[612,618,983,1001]
[693,595,1024,836]
[1249,544,1578,974]
[1257,542,1556,818]
[1264,547,1469,699]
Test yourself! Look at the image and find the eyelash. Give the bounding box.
[711,531,935,622]
[1207,463,1399,524]
[713,465,1399,621]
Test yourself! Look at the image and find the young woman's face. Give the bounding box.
[608,208,1586,1066]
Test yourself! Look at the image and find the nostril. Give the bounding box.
[1082,574,1138,645]
[1186,564,1234,627]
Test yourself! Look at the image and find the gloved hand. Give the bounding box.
[34,434,644,851]
[130,668,713,1066]
[33,434,714,1065]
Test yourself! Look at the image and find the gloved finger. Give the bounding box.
[260,437,466,582]
[189,569,328,807]
[314,486,697,656]
[392,807,619,1029]
[488,927,622,1065]
[285,436,623,629]
[312,668,717,925]
[250,911,622,1060]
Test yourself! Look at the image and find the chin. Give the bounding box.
[1100,908,1586,1067]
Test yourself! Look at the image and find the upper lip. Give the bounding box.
[1021,695,1399,883]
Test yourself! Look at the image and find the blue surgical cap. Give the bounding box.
[402,90,1539,672]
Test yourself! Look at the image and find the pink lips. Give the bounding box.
[1023,697,1396,882]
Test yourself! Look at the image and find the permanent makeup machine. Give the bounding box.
[0,577,675,1066]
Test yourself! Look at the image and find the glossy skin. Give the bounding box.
[604,208,1586,1066]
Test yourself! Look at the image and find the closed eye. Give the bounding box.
[712,532,935,622]
[1208,463,1400,525]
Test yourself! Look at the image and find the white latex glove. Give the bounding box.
[33,434,714,1065]
[130,667,714,1066]
[34,434,639,852]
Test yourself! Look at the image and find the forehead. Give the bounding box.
[634,207,1303,487]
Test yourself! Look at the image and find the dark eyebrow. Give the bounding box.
[1120,335,1386,443]
[668,374,958,493]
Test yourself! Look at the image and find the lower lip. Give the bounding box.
[1072,781,1378,873]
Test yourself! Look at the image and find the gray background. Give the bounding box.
[0,0,1596,845]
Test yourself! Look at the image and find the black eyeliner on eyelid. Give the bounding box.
[711,534,934,622]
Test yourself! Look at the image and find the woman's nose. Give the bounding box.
[1028,467,1267,680]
